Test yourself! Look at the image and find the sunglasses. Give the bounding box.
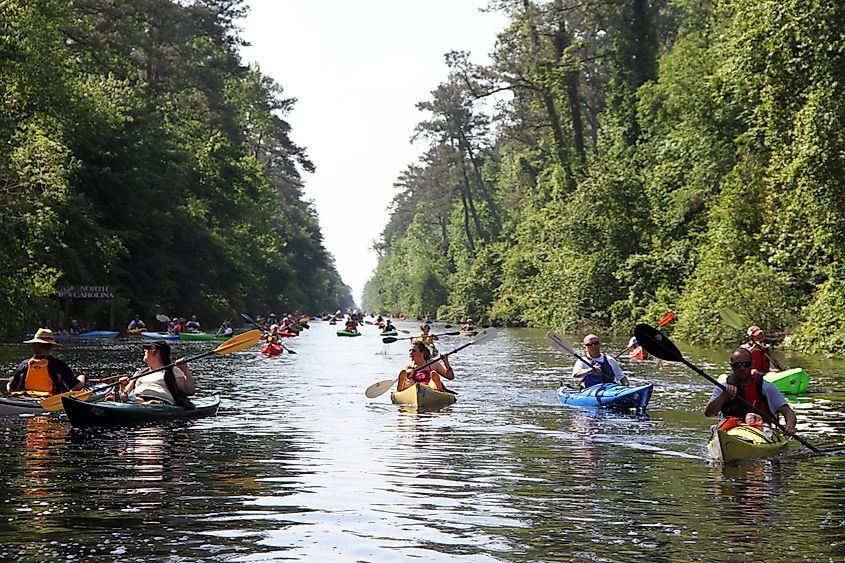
[586,341,600,346]
[731,361,753,368]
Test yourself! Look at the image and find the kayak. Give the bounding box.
[261,342,283,356]
[141,331,179,341]
[460,331,478,337]
[62,395,220,428]
[0,395,49,416]
[717,367,809,395]
[337,330,361,337]
[706,423,788,463]
[48,331,120,342]
[178,332,231,342]
[380,330,398,337]
[390,383,456,410]
[557,383,654,411]
[127,328,144,336]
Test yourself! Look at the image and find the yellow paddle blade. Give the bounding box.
[41,389,94,411]
[212,329,261,355]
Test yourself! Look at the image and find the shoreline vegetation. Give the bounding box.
[0,0,353,338]
[362,1,845,354]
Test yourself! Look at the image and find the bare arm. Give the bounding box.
[174,361,196,396]
[704,385,737,417]
[777,404,797,436]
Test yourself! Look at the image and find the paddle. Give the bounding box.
[718,307,784,371]
[382,332,460,344]
[364,327,498,398]
[240,313,296,354]
[546,331,600,373]
[364,319,409,334]
[40,329,262,411]
[657,311,675,328]
[156,314,170,323]
[633,323,820,454]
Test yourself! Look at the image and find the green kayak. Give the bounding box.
[718,367,809,395]
[178,332,230,342]
[336,330,361,337]
[61,396,220,427]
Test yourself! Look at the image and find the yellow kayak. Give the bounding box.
[706,423,788,463]
[390,383,456,410]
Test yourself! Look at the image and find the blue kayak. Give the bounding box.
[52,331,119,341]
[557,383,653,411]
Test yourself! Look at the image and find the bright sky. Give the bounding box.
[240,1,507,306]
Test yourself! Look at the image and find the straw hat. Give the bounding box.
[24,328,57,345]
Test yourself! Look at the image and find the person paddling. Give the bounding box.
[704,347,796,436]
[741,325,783,373]
[117,340,195,408]
[397,341,454,392]
[7,329,85,396]
[571,334,629,389]
[414,323,439,355]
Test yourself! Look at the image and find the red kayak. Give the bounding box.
[278,330,297,338]
[261,342,283,356]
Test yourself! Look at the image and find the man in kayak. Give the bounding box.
[127,315,146,331]
[7,328,86,396]
[704,347,796,436]
[572,334,629,388]
[414,323,439,355]
[741,325,784,373]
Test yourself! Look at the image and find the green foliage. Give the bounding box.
[0,0,350,337]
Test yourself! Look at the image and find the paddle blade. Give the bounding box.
[470,327,498,346]
[241,313,258,326]
[365,378,397,398]
[719,307,745,331]
[41,389,93,411]
[444,324,453,329]
[156,314,170,323]
[634,324,684,362]
[382,336,399,343]
[213,329,261,355]
[657,311,676,327]
[546,331,577,356]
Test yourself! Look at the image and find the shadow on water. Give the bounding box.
[0,323,844,560]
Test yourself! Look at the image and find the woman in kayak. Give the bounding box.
[571,334,629,389]
[397,341,454,392]
[704,347,796,436]
[118,340,195,408]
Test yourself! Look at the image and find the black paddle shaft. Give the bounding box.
[634,323,820,454]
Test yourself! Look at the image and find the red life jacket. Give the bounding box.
[721,370,772,419]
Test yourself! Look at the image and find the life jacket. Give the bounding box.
[410,366,442,390]
[416,334,435,345]
[721,370,772,419]
[13,357,65,396]
[581,355,617,388]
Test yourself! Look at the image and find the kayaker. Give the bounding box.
[382,319,396,333]
[414,323,439,355]
[7,328,86,396]
[624,335,650,360]
[118,340,195,408]
[741,325,784,373]
[571,334,629,389]
[461,318,476,332]
[216,319,234,337]
[397,341,454,392]
[266,324,282,343]
[185,314,201,332]
[345,318,359,332]
[704,347,796,436]
[127,315,146,331]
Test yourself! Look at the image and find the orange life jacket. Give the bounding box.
[17,357,56,396]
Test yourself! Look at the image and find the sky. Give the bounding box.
[239,1,508,306]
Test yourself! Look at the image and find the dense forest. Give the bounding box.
[362,0,845,353]
[0,0,353,337]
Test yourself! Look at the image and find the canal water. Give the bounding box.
[0,321,844,561]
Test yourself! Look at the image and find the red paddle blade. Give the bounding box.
[657,311,675,327]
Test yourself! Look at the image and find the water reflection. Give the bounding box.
[0,325,844,560]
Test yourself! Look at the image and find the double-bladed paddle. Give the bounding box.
[546,331,600,373]
[241,313,296,354]
[633,323,820,454]
[364,327,498,399]
[718,307,785,371]
[382,332,460,344]
[364,319,409,334]
[40,329,262,411]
